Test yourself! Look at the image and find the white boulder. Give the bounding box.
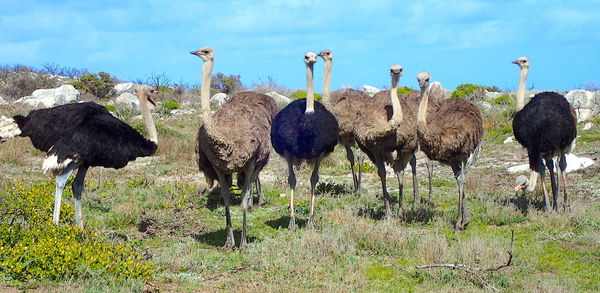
[14,85,80,108]
[264,91,290,109]
[114,83,135,96]
[362,85,380,97]
[112,93,155,110]
[583,122,593,131]
[210,93,229,108]
[508,153,594,174]
[170,109,193,115]
[565,90,600,122]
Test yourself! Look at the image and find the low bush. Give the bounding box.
[290,90,323,102]
[451,83,484,101]
[0,181,153,283]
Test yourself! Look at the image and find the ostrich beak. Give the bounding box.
[147,90,159,106]
[190,51,200,56]
[514,184,524,191]
[512,60,519,65]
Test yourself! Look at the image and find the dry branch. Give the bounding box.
[416,229,515,291]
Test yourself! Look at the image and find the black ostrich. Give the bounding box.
[512,56,577,211]
[270,51,339,231]
[0,86,159,228]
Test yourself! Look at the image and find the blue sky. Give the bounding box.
[1,0,598,92]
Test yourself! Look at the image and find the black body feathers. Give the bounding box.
[513,92,576,168]
[271,99,339,160]
[15,102,157,168]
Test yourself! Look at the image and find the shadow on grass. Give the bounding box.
[204,186,267,210]
[357,204,386,220]
[401,205,436,224]
[507,192,548,215]
[191,229,259,248]
[266,216,307,230]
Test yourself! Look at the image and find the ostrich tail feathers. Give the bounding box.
[0,116,22,143]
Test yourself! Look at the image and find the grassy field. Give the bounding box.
[1,102,599,292]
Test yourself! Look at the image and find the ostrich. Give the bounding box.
[271,51,339,231]
[354,65,419,218]
[511,56,577,211]
[416,71,483,230]
[317,49,369,195]
[0,86,160,229]
[191,47,277,250]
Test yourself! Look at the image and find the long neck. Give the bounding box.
[417,85,430,131]
[200,60,213,122]
[305,62,315,113]
[138,95,158,144]
[516,67,528,111]
[390,75,402,123]
[322,59,332,107]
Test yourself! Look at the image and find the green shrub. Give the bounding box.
[492,94,514,106]
[0,181,153,282]
[158,101,181,115]
[104,105,116,112]
[291,90,322,102]
[451,83,482,99]
[397,86,415,95]
[70,72,115,99]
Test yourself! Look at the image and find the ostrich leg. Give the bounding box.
[357,151,364,195]
[52,164,78,225]
[410,154,419,206]
[558,154,570,211]
[426,158,434,206]
[395,167,405,218]
[72,165,89,229]
[453,162,470,231]
[216,171,235,251]
[344,143,359,195]
[308,156,323,228]
[374,155,392,218]
[240,161,256,249]
[545,157,559,210]
[285,152,297,231]
[256,177,265,206]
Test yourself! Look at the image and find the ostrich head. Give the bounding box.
[514,174,529,191]
[417,71,431,91]
[134,85,159,106]
[304,51,317,65]
[190,47,214,62]
[512,56,529,69]
[317,49,333,61]
[390,64,403,77]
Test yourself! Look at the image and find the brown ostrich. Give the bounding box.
[416,71,483,230]
[318,49,369,194]
[354,65,419,218]
[190,47,277,250]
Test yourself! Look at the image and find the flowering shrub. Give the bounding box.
[0,181,153,282]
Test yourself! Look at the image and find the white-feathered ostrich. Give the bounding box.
[317,49,368,195]
[511,56,577,211]
[191,47,277,250]
[416,72,483,230]
[271,51,340,231]
[0,86,159,229]
[354,65,419,218]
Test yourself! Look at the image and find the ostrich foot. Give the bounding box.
[307,216,314,229]
[288,217,296,232]
[454,219,470,231]
[222,240,235,252]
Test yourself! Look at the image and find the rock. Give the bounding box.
[503,136,515,144]
[485,91,504,100]
[362,85,380,97]
[477,101,493,113]
[0,96,6,105]
[114,83,135,96]
[583,122,593,130]
[565,90,599,122]
[14,85,79,108]
[170,109,193,115]
[112,93,155,110]
[508,153,594,174]
[264,91,290,109]
[210,93,229,108]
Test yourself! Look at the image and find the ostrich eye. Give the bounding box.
[203,50,209,54]
[399,68,403,72]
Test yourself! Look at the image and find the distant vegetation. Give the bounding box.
[70,72,116,100]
